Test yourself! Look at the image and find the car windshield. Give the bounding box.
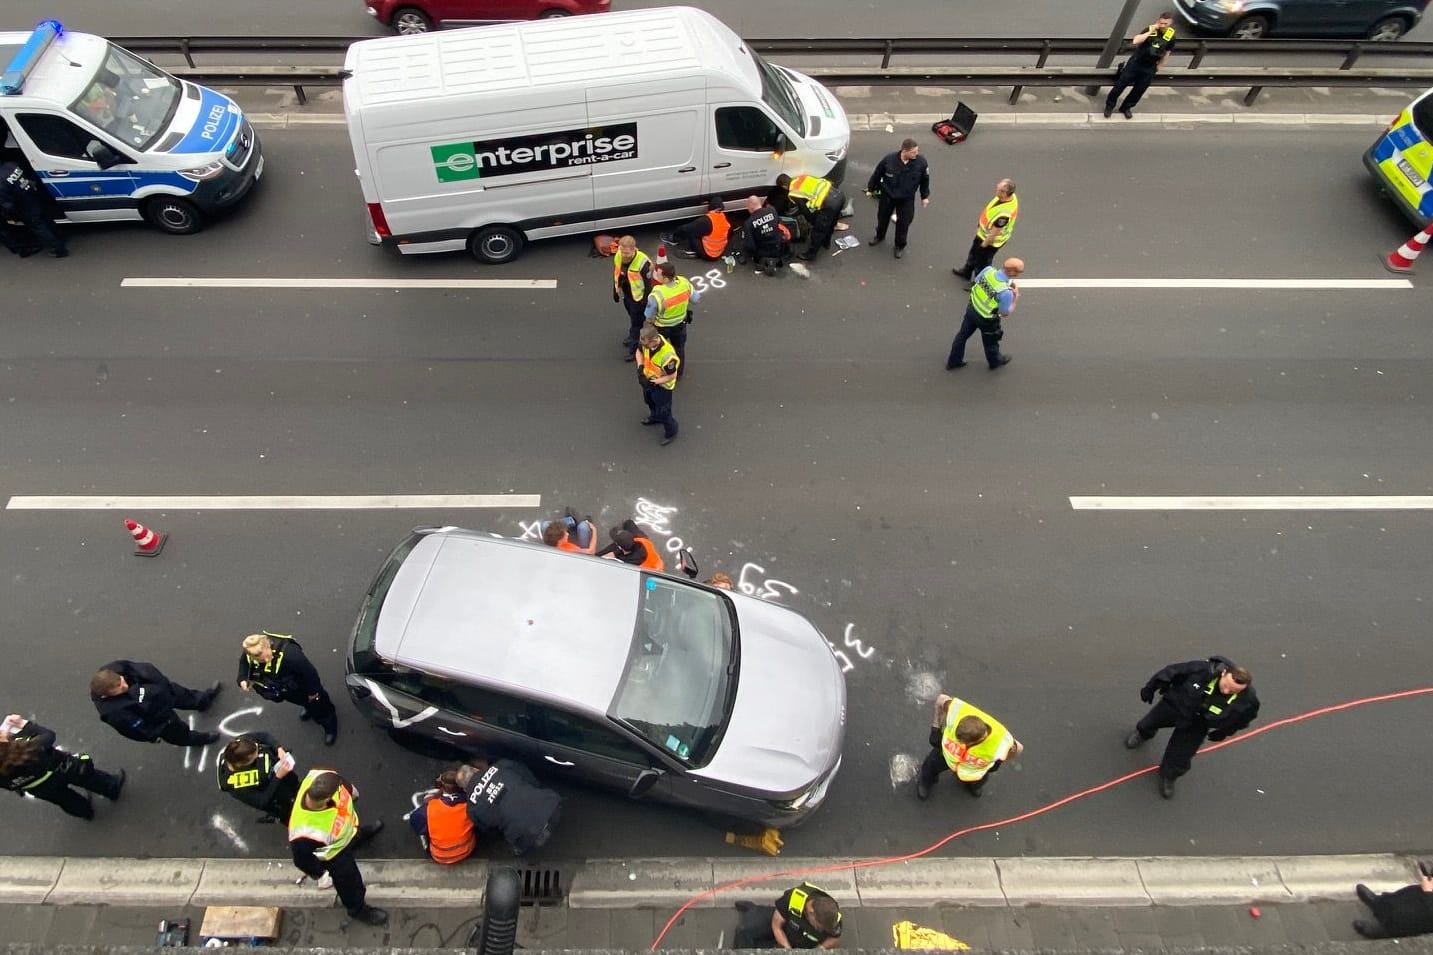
[609,575,737,768]
[1413,93,1433,142]
[351,531,424,670]
[69,43,182,152]
[748,49,805,138]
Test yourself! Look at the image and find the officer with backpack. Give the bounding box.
[237,632,339,745]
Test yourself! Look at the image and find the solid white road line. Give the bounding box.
[120,278,557,289]
[5,494,541,510]
[1020,276,1410,288]
[1071,496,1433,510]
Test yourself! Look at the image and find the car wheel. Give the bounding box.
[469,225,525,264]
[392,7,433,33]
[1230,14,1271,39]
[538,9,574,17]
[142,196,204,235]
[1367,16,1408,41]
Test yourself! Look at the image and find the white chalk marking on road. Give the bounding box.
[5,494,542,510]
[121,277,556,289]
[1017,278,1412,290]
[210,814,250,854]
[1071,496,1433,510]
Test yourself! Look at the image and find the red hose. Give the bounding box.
[649,685,1433,949]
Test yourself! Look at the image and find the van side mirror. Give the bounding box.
[85,141,126,169]
[629,768,662,799]
[770,133,789,159]
[678,548,699,580]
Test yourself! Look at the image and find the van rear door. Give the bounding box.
[587,82,707,230]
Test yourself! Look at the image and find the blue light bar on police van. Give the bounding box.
[0,20,65,96]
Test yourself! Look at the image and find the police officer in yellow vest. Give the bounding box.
[1104,12,1176,119]
[952,179,1018,284]
[916,693,1023,800]
[288,769,388,925]
[613,235,654,360]
[645,261,702,378]
[778,172,847,262]
[733,881,843,949]
[635,323,680,446]
[1126,656,1259,799]
[947,257,1023,371]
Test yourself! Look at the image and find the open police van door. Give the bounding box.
[0,20,263,235]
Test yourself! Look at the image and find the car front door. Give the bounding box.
[528,705,659,794]
[12,112,136,221]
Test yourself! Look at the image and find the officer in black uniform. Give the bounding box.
[0,160,66,257]
[1103,11,1176,119]
[237,632,339,746]
[1125,655,1260,798]
[742,194,789,273]
[217,732,300,823]
[733,881,843,949]
[0,715,125,819]
[90,660,222,747]
[865,137,931,259]
[460,757,561,856]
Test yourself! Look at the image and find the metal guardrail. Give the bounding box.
[116,34,1433,106]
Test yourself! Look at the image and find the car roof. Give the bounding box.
[374,529,640,713]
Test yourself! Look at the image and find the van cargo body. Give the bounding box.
[341,6,850,263]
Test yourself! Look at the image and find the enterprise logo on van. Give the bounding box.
[431,124,639,183]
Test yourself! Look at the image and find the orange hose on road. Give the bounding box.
[650,685,1433,949]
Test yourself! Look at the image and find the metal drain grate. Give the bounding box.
[519,867,564,905]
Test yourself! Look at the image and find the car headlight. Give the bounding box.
[825,143,848,163]
[178,160,226,182]
[1210,0,1245,12]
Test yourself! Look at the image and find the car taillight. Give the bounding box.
[367,202,391,238]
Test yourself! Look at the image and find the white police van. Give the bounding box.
[0,20,263,234]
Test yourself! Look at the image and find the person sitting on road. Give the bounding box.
[662,195,732,261]
[407,765,477,864]
[705,571,735,590]
[597,521,664,570]
[541,519,596,555]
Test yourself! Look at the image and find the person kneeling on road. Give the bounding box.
[460,757,561,857]
[732,881,843,949]
[407,764,477,864]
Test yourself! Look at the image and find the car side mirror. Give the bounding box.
[678,548,699,580]
[629,768,662,799]
[85,141,126,169]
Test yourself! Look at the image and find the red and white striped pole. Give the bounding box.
[1381,224,1433,274]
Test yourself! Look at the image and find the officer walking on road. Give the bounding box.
[646,261,701,376]
[1104,12,1177,119]
[635,323,680,446]
[0,160,66,258]
[0,714,125,819]
[952,179,1018,284]
[866,137,930,259]
[237,632,339,746]
[917,692,1023,800]
[1125,655,1260,799]
[218,733,300,823]
[612,235,654,361]
[288,769,388,925]
[947,257,1023,370]
[90,660,222,747]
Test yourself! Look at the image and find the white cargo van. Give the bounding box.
[341,6,850,263]
[0,20,263,235]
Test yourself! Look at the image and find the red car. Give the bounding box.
[367,0,610,34]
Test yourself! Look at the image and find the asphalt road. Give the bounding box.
[1,125,1431,865]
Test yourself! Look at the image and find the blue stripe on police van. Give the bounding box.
[168,85,239,155]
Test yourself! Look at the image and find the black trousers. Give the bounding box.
[656,321,688,374]
[20,755,123,819]
[285,687,338,735]
[917,727,1003,794]
[672,217,721,259]
[1134,697,1209,780]
[732,905,779,948]
[1106,63,1157,111]
[621,297,647,350]
[6,194,65,254]
[873,194,917,248]
[948,303,1004,367]
[321,822,383,914]
[641,382,678,439]
[959,237,998,277]
[1,218,40,255]
[803,192,846,255]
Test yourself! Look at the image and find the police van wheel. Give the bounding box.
[143,197,204,235]
[469,225,524,264]
[391,7,433,33]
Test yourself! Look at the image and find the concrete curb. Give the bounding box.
[0,854,1417,909]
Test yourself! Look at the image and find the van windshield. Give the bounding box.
[749,50,805,138]
[609,575,737,768]
[69,43,181,152]
[1413,93,1433,141]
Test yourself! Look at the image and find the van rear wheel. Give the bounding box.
[469,225,524,264]
[143,197,204,235]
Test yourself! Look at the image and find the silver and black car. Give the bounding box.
[1174,0,1425,39]
[346,527,846,827]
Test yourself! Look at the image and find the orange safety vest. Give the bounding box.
[634,535,665,571]
[613,249,650,300]
[425,797,476,864]
[700,210,731,259]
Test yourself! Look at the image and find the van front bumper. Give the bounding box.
[194,133,265,213]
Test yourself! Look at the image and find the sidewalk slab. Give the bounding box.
[998,857,1147,906]
[1138,856,1290,905]
[566,859,715,909]
[710,858,858,904]
[856,859,1004,906]
[364,859,488,907]
[1276,853,1414,900]
[46,859,202,906]
[0,859,62,904]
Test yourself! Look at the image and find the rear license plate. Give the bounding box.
[1397,156,1426,188]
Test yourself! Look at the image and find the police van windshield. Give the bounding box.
[609,575,737,768]
[69,43,181,152]
[749,50,805,138]
[1413,91,1433,140]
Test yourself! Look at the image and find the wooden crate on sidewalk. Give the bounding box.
[199,906,284,943]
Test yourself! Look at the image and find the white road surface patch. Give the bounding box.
[1016,278,1412,290]
[1071,496,1433,510]
[211,814,250,854]
[905,669,943,703]
[889,753,922,788]
[6,494,542,510]
[121,277,557,289]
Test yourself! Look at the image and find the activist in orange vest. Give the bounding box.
[662,195,732,261]
[407,766,476,864]
[599,520,667,570]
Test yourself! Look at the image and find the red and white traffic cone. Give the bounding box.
[655,243,668,265]
[125,518,167,557]
[1382,225,1433,274]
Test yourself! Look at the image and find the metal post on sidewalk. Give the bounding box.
[475,867,522,955]
[1085,0,1143,95]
